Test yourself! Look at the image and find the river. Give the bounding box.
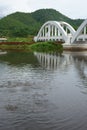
[0,51,87,130]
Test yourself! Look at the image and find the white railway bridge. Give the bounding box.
[34,19,87,44]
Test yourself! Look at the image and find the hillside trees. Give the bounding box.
[0,9,84,37]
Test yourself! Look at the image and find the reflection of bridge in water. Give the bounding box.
[72,54,87,88]
[34,52,72,70]
[34,52,87,92]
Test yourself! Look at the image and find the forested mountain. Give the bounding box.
[0,9,84,37]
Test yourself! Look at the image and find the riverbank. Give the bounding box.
[0,42,63,53]
[63,43,87,51]
[1,41,87,52]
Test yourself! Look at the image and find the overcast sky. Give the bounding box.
[0,0,87,19]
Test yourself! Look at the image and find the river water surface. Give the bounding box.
[0,51,87,130]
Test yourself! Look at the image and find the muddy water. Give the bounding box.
[0,51,87,130]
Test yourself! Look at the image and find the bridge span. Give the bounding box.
[34,19,87,44]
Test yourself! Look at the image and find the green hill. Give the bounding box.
[0,9,84,37]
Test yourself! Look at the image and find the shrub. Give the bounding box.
[29,42,63,53]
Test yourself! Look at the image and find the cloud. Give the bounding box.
[0,5,11,16]
[0,0,87,18]
[0,0,29,16]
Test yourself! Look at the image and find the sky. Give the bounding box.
[0,0,87,19]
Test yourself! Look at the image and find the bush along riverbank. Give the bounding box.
[29,42,63,53]
[0,41,63,53]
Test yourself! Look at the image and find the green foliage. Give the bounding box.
[31,9,71,23]
[29,42,63,53]
[0,9,84,37]
[31,9,84,30]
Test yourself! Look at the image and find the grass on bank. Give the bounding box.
[7,36,34,42]
[0,41,63,53]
